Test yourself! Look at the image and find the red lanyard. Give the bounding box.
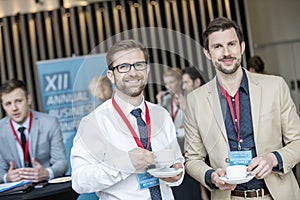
[112,98,151,150]
[219,84,241,150]
[10,112,33,163]
[170,96,179,121]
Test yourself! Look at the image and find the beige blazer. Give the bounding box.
[184,71,300,200]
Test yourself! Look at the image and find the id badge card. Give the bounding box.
[137,172,160,189]
[229,150,252,166]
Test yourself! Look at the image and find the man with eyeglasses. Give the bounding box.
[71,39,184,200]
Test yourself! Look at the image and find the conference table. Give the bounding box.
[0,181,79,200]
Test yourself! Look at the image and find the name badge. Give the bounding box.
[229,150,252,166]
[137,172,160,189]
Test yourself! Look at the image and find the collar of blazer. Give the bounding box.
[205,71,262,146]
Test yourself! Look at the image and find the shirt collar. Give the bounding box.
[217,68,250,96]
[240,68,250,95]
[12,116,30,133]
[113,94,146,118]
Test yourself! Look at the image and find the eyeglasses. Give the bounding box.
[111,61,148,73]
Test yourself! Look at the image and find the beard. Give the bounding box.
[114,76,147,97]
[125,84,146,97]
[214,56,241,75]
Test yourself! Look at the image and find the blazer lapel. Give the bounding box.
[29,111,39,158]
[206,78,228,143]
[247,73,261,146]
[4,119,23,167]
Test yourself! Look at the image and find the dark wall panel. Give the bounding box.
[0,0,249,118]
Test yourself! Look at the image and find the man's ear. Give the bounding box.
[107,70,115,84]
[146,64,150,76]
[203,49,211,60]
[241,41,246,55]
[194,78,201,87]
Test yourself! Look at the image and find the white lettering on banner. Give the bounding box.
[45,73,69,92]
[72,104,94,117]
[48,105,93,132]
[60,121,77,132]
[46,91,89,106]
[48,104,93,119]
[49,108,73,119]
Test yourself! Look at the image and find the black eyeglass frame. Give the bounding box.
[110,61,148,73]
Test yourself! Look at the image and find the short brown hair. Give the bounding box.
[106,40,149,70]
[0,79,28,102]
[202,17,244,50]
[183,67,206,85]
[247,55,265,73]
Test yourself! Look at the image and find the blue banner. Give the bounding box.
[37,54,107,142]
[37,54,108,175]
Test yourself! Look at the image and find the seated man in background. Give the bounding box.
[0,79,68,183]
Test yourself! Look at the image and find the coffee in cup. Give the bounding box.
[226,165,249,179]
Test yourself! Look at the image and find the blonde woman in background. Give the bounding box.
[156,68,184,129]
[89,75,113,108]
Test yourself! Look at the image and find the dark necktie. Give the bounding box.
[131,108,162,200]
[18,127,32,167]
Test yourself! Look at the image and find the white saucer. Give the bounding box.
[48,176,72,184]
[219,174,254,184]
[147,168,183,178]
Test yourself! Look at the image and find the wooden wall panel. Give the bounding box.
[0,24,6,82]
[52,9,64,58]
[0,0,249,118]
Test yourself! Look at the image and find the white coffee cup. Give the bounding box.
[226,165,249,179]
[155,149,175,167]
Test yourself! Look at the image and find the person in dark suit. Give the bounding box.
[0,79,68,183]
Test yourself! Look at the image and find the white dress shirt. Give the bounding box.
[71,94,184,200]
[12,118,30,167]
